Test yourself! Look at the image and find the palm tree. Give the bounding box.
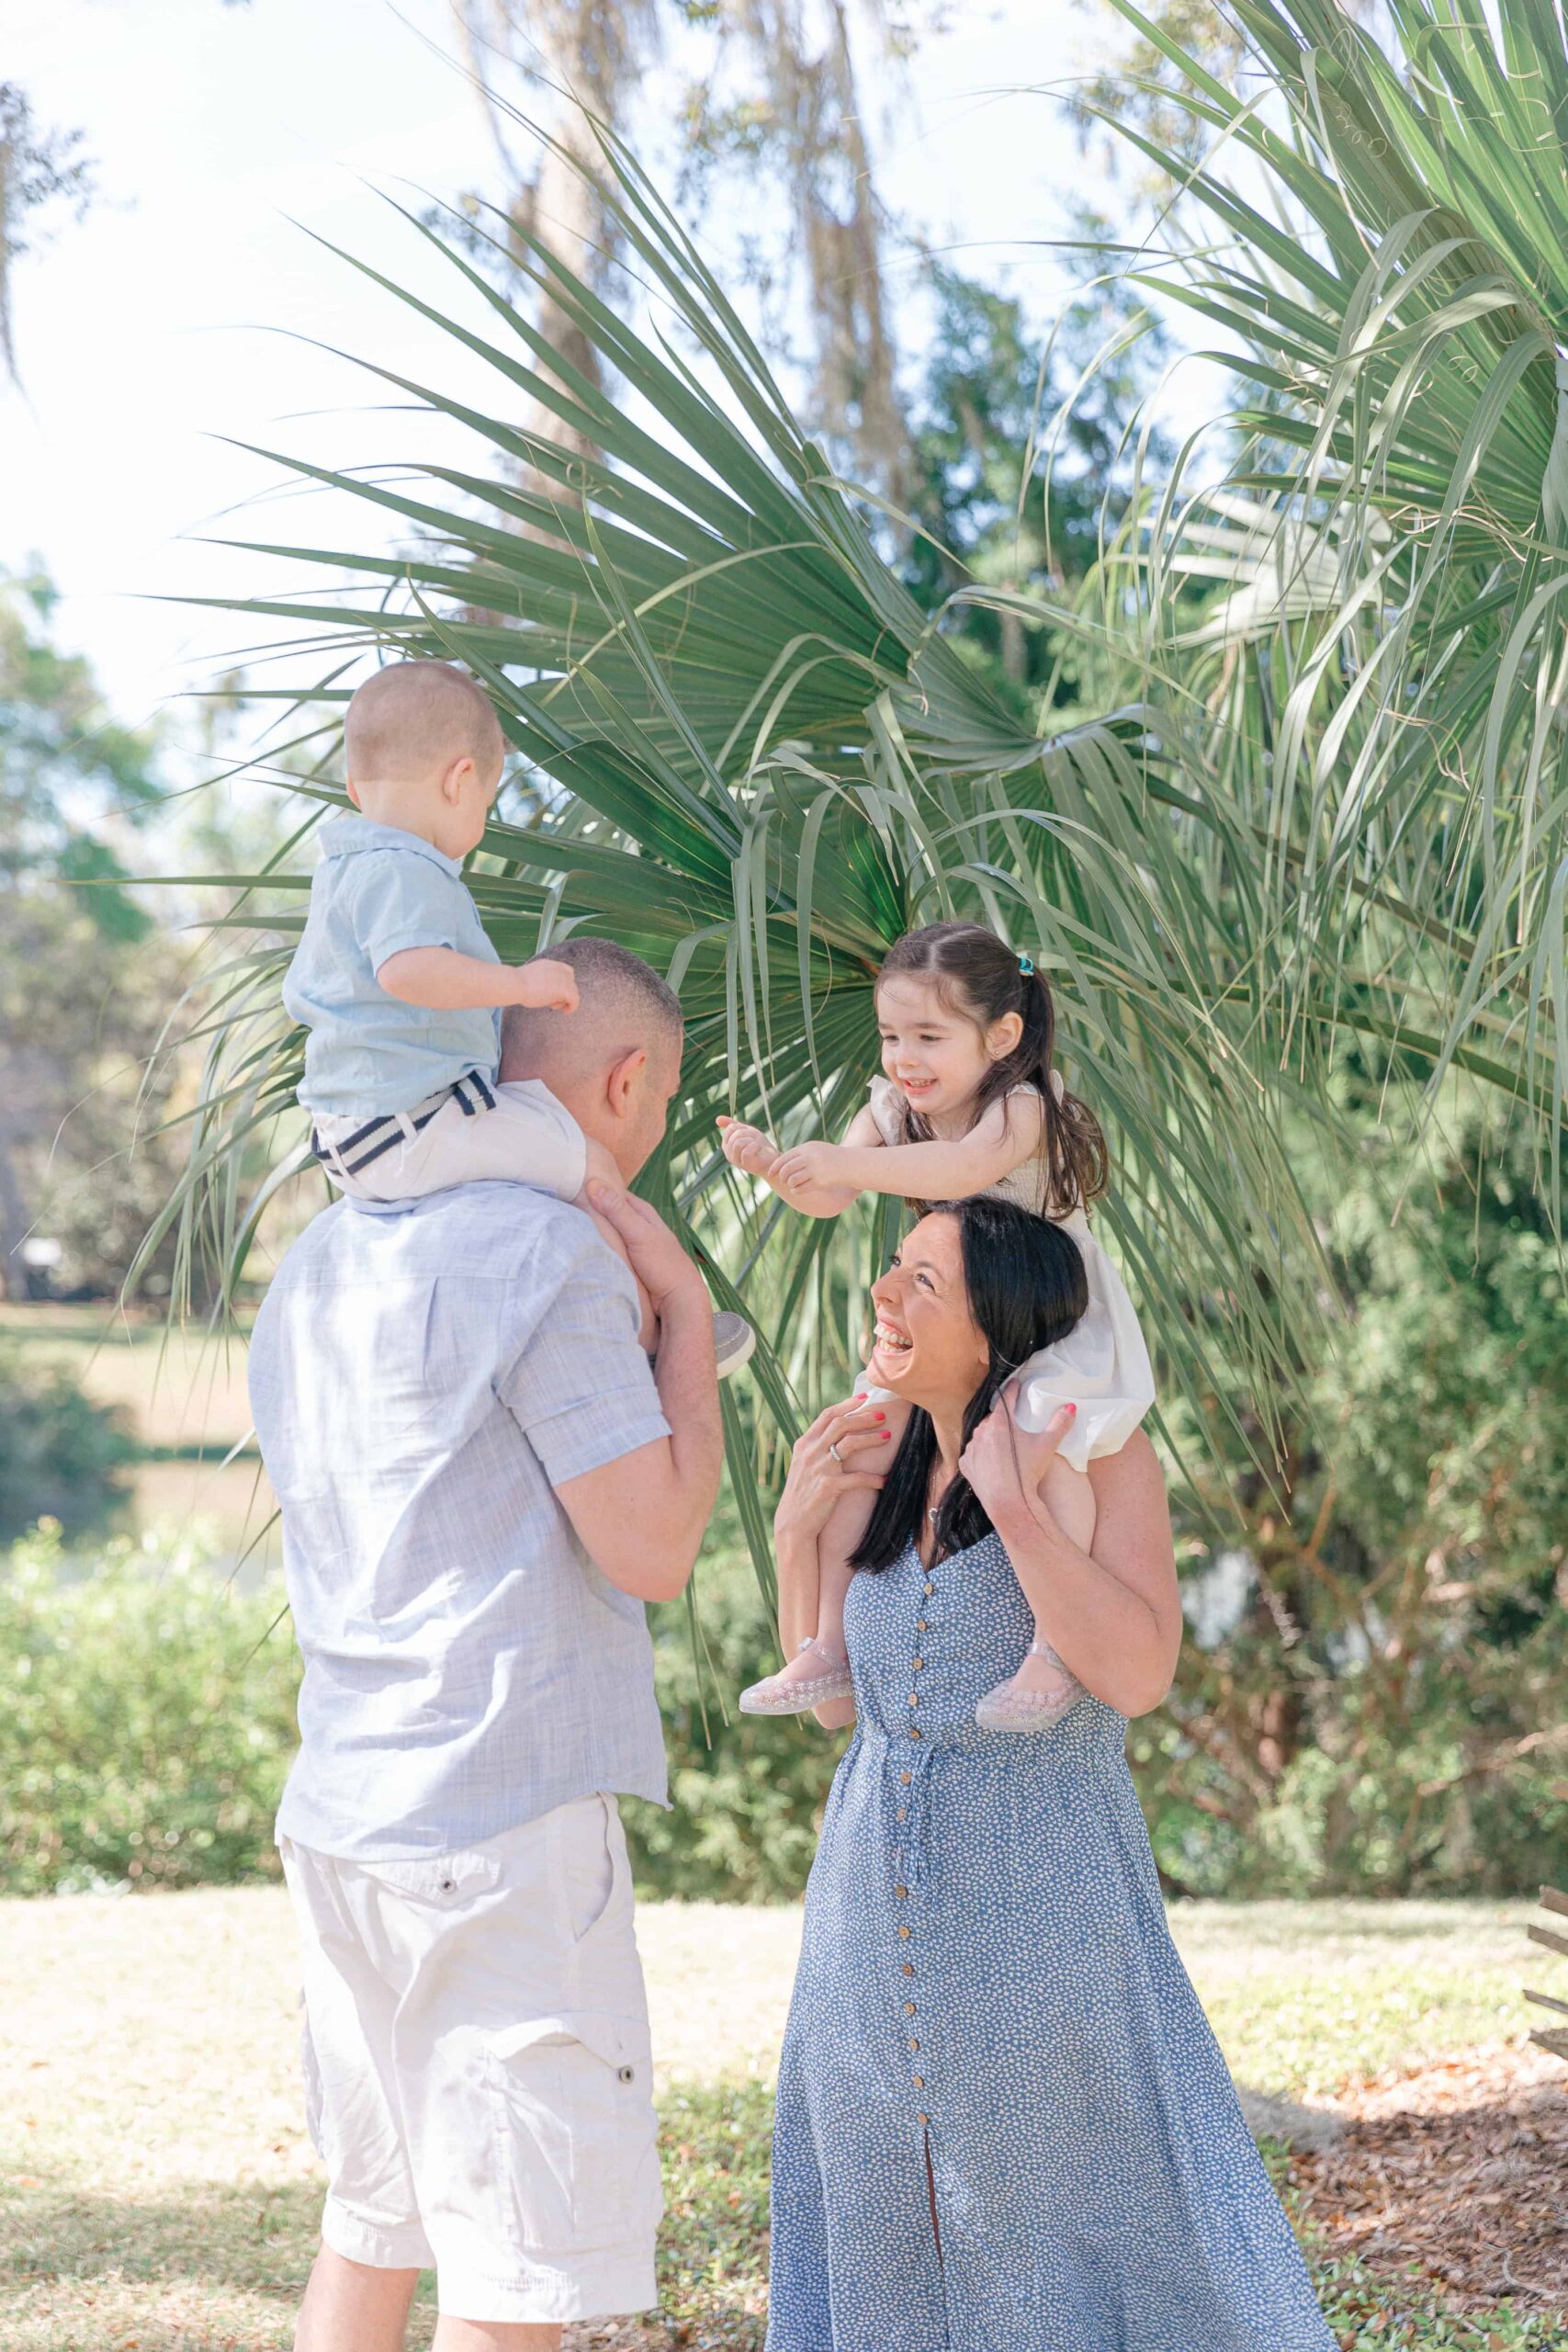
[160,0,1568,1586]
[1083,0,1568,1164]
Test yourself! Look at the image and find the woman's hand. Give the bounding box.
[959,1382,1077,1529]
[775,1396,893,1542]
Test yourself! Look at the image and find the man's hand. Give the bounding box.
[506,956,580,1014]
[586,1180,707,1316]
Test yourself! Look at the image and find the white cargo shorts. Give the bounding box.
[280,1793,661,2325]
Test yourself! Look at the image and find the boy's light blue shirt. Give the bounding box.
[285,815,502,1120]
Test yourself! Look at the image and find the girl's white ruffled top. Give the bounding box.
[866,1075,1156,1476]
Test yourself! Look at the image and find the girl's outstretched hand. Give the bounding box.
[717,1115,781,1178]
[773,1139,848,1195]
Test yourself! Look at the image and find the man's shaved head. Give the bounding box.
[502,938,682,1079]
[344,661,505,785]
[501,938,683,1182]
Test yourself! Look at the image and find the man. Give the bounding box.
[249,936,724,2352]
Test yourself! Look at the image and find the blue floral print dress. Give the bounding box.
[766,1528,1335,2352]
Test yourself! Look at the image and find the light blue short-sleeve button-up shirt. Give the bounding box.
[284,815,503,1119]
[248,1182,674,1860]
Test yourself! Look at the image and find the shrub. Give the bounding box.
[0,1341,135,1543]
[0,1524,299,1894]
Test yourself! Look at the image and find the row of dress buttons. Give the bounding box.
[904,1562,936,2124]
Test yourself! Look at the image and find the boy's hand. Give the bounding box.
[773,1139,845,1194]
[717,1115,781,1177]
[507,957,580,1013]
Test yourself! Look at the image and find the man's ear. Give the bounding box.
[605,1046,649,1114]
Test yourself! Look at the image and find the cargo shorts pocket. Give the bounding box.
[487,2009,661,2254]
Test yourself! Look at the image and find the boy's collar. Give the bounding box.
[320,813,463,875]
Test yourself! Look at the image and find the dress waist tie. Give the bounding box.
[861,1724,941,1889]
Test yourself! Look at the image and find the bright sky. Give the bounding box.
[3,0,1126,767]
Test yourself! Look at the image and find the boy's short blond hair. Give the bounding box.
[344,661,505,784]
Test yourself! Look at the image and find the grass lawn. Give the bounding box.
[0,1889,1559,2350]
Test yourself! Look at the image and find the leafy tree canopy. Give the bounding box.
[0,563,161,939]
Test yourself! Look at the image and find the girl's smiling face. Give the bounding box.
[875,972,1020,1124]
[867,1213,990,1409]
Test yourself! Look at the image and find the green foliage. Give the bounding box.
[0,1344,133,1543]
[0,561,159,918]
[0,1528,299,1895]
[1086,0,1568,1169]
[0,87,95,385]
[626,1515,842,1902]
[1142,1091,1568,1898]
[0,568,188,1300]
[901,263,1167,715]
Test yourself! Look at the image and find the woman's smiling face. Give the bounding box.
[867,1213,990,1414]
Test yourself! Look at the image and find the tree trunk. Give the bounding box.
[0,1136,33,1301]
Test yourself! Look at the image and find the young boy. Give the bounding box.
[285,658,752,1374]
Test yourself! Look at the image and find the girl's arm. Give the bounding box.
[720,1104,885,1219]
[773,1089,1043,1206]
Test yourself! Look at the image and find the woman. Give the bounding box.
[766,1196,1333,2352]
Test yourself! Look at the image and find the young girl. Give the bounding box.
[722,919,1155,1733]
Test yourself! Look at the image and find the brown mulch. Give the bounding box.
[1292,2040,1568,2315]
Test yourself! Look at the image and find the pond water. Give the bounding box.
[3,1303,282,1582]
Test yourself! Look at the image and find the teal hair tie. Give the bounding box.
[1018,953,1035,978]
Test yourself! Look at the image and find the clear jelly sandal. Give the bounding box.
[739,1637,853,1715]
[975,1641,1083,1734]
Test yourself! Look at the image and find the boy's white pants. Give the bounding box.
[312,1077,587,1204]
[280,1794,661,2325]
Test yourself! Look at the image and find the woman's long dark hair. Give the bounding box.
[878,920,1108,1213]
[850,1196,1090,1573]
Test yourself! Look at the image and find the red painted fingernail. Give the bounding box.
[874,1412,886,1422]
[853,1393,866,1402]
[1064,1402,1077,1417]
[881,1432,892,1441]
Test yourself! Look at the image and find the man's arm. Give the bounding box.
[553,1184,723,1604]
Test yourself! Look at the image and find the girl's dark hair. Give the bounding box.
[877,920,1108,1213]
[851,1195,1090,1573]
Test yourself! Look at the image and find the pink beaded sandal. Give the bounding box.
[739,1638,854,1715]
[975,1641,1083,1734]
